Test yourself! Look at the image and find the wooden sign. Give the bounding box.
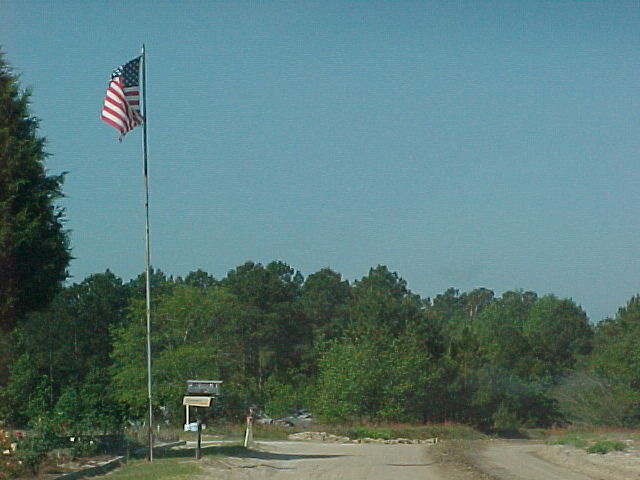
[183,396,213,407]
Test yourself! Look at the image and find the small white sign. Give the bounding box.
[184,422,198,432]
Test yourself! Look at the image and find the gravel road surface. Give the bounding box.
[201,440,451,479]
[197,439,640,480]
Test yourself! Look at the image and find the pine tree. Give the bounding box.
[0,52,70,331]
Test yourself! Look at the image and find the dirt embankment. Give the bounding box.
[436,439,640,480]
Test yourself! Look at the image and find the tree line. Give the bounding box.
[1,50,639,435]
[1,262,639,432]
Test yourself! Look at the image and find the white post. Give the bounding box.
[141,43,153,462]
[244,413,253,447]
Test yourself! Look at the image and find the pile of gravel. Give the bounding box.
[287,431,438,445]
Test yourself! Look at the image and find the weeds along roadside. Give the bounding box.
[544,426,639,454]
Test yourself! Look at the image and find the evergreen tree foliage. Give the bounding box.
[0,52,70,331]
[590,295,640,388]
[127,268,175,299]
[221,261,306,394]
[348,265,424,340]
[298,267,350,344]
[572,295,640,425]
[181,268,217,289]
[2,272,129,427]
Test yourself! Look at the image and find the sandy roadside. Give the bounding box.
[441,439,640,480]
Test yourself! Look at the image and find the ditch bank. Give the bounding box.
[37,441,186,480]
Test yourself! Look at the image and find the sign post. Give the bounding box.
[196,420,202,460]
[182,380,222,460]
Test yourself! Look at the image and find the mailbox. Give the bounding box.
[186,380,222,396]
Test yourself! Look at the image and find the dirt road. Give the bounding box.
[199,439,640,480]
[479,439,640,480]
[473,441,595,480]
[201,440,455,480]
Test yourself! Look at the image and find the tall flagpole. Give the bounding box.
[141,43,154,462]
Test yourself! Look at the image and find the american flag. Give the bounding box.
[101,56,144,140]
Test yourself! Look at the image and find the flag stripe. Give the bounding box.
[101,114,124,131]
[104,96,127,115]
[101,56,144,140]
[101,105,125,122]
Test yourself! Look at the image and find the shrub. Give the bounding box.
[554,434,588,449]
[13,419,64,474]
[586,440,627,454]
[347,426,392,440]
[492,403,522,432]
[552,373,639,427]
[263,376,311,418]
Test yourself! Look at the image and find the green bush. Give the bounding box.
[263,376,311,418]
[15,419,65,473]
[586,440,627,454]
[492,403,522,432]
[554,434,588,449]
[552,373,640,427]
[16,435,57,473]
[347,426,392,440]
[70,439,98,458]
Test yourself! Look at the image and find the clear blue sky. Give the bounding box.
[3,1,639,321]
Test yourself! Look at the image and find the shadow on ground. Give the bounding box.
[149,444,347,462]
[237,449,347,461]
